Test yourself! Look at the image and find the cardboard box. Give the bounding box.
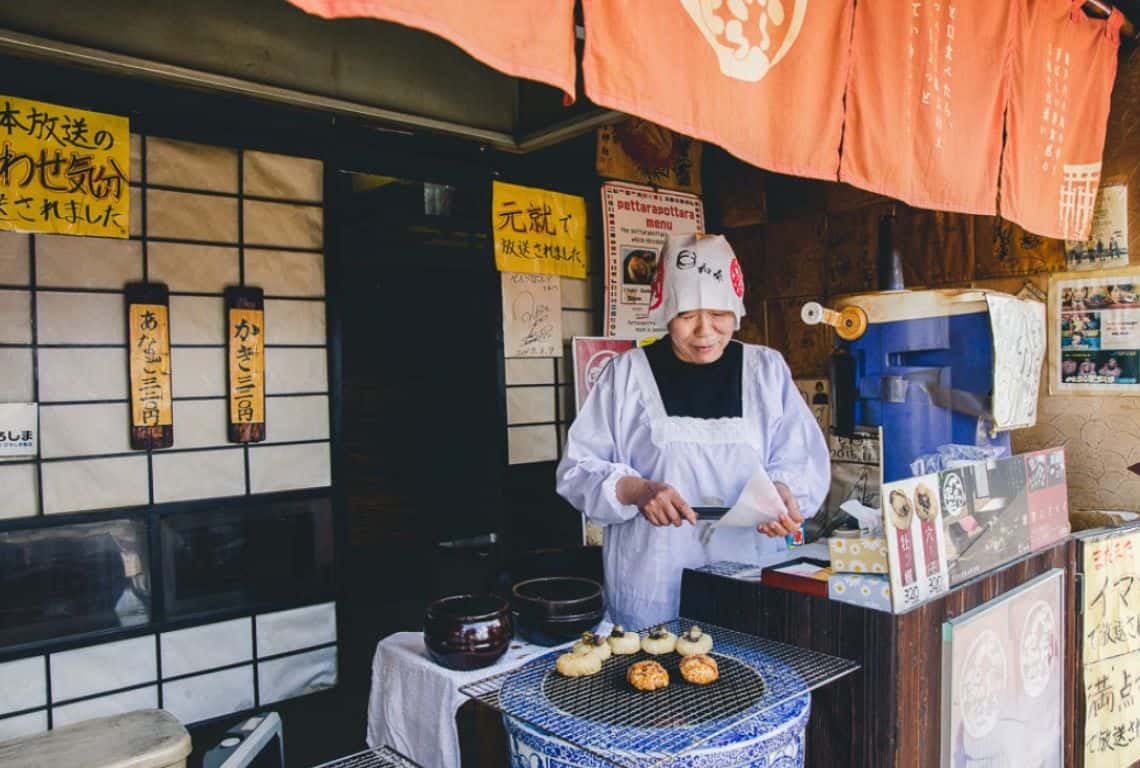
[828,572,892,612]
[828,534,889,574]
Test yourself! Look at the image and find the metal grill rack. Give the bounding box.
[460,617,860,768]
[310,745,423,768]
[693,561,763,579]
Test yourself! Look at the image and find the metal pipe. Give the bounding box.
[1084,0,1137,39]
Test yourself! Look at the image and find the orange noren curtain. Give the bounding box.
[285,0,577,101]
[581,0,854,182]
[1000,0,1123,241]
[840,0,1016,215]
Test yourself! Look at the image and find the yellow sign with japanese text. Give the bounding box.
[228,308,265,425]
[0,94,130,238]
[128,304,173,428]
[492,181,587,279]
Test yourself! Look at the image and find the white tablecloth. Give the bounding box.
[366,626,607,768]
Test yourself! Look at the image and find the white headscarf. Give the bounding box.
[648,233,747,329]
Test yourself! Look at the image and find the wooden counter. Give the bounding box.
[680,539,1078,768]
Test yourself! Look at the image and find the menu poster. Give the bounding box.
[502,273,563,358]
[944,456,1032,586]
[1066,184,1129,271]
[125,282,173,450]
[882,472,950,612]
[601,182,704,338]
[795,378,831,436]
[941,569,1064,768]
[1051,269,1140,395]
[572,337,636,412]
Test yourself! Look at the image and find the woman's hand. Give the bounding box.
[616,477,697,527]
[757,482,803,538]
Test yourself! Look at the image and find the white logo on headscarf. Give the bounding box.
[680,0,808,82]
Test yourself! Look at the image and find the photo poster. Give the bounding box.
[596,119,703,195]
[501,272,562,358]
[985,293,1046,431]
[942,456,1031,587]
[882,471,950,613]
[795,378,831,437]
[572,337,636,412]
[1081,525,1140,766]
[941,569,1064,768]
[1050,268,1140,396]
[601,181,705,339]
[1066,184,1129,271]
[822,428,882,532]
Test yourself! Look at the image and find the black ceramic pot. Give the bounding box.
[511,577,604,646]
[423,594,513,671]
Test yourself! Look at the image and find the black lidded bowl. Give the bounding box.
[511,577,603,646]
[423,594,513,671]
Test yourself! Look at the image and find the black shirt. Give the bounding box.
[643,337,743,419]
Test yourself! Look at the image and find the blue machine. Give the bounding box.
[820,290,1011,483]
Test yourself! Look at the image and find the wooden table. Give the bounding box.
[680,539,1078,768]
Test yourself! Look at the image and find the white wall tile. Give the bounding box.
[0,657,46,715]
[0,464,37,520]
[35,235,141,288]
[148,189,238,243]
[171,398,228,450]
[50,636,156,702]
[0,290,30,343]
[130,186,142,238]
[0,231,30,284]
[506,387,555,425]
[129,134,141,183]
[153,448,245,503]
[249,442,330,493]
[52,685,158,729]
[36,292,124,344]
[37,348,127,402]
[256,602,337,657]
[561,310,595,340]
[264,299,325,345]
[162,666,254,726]
[258,646,337,705]
[160,618,252,678]
[264,395,329,443]
[148,243,239,293]
[265,347,327,394]
[0,710,47,741]
[170,295,224,345]
[560,276,594,310]
[243,151,323,202]
[244,249,324,297]
[505,358,555,385]
[40,403,131,458]
[508,425,557,465]
[244,201,322,249]
[41,456,148,515]
[170,347,225,398]
[0,348,33,401]
[147,138,238,193]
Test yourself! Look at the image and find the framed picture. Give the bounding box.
[941,569,1064,767]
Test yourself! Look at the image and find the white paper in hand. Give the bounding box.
[714,466,787,528]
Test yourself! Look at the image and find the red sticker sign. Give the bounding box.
[730,257,744,298]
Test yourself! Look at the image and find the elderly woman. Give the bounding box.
[556,233,830,629]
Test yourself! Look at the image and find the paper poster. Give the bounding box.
[226,287,266,443]
[596,119,702,194]
[1084,654,1140,766]
[1051,269,1140,395]
[601,181,704,338]
[502,272,562,358]
[882,472,950,612]
[492,181,587,279]
[985,294,1046,431]
[0,403,37,457]
[941,569,1064,768]
[0,94,129,238]
[1066,184,1129,270]
[796,378,830,436]
[821,429,882,532]
[572,336,636,411]
[1024,447,1070,553]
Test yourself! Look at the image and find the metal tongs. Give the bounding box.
[692,506,729,522]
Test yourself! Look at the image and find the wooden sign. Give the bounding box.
[226,286,265,443]
[126,282,173,449]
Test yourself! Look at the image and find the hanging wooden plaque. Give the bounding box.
[226,286,266,443]
[125,282,173,449]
